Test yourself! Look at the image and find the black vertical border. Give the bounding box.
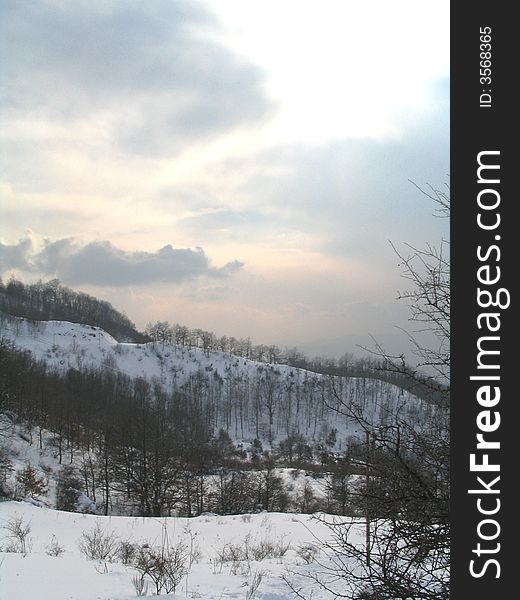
[451,3,516,597]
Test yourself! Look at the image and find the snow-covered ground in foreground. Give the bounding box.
[0,501,359,599]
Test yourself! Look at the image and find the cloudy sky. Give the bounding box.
[0,0,449,358]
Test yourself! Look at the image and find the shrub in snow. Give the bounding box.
[46,534,65,557]
[132,573,149,597]
[250,535,291,561]
[214,533,290,575]
[118,539,138,565]
[214,540,249,573]
[246,570,265,600]
[78,523,119,561]
[133,540,188,595]
[56,466,96,513]
[296,543,320,564]
[2,514,31,554]
[15,464,47,498]
[184,527,202,568]
[75,492,97,514]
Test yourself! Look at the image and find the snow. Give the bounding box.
[0,427,365,599]
[1,421,358,519]
[0,500,360,599]
[0,315,429,448]
[0,315,426,598]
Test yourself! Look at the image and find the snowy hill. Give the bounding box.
[0,314,442,599]
[0,314,431,448]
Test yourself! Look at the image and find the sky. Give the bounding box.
[0,0,450,359]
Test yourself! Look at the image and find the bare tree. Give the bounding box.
[391,181,450,386]
[288,184,450,600]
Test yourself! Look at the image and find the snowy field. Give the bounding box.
[0,501,359,599]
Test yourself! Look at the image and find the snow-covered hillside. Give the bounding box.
[0,315,446,599]
[0,315,431,448]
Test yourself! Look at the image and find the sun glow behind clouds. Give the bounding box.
[0,0,449,352]
[209,0,449,143]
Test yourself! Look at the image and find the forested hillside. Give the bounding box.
[1,315,432,446]
[0,282,444,523]
[0,277,146,342]
[0,311,439,518]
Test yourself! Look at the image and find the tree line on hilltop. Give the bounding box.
[0,277,146,343]
[1,276,444,404]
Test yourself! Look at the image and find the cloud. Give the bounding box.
[177,208,275,243]
[209,77,450,258]
[0,237,34,272]
[0,236,243,286]
[1,0,274,156]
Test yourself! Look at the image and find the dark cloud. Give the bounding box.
[0,236,243,286]
[1,0,273,155]
[0,237,33,271]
